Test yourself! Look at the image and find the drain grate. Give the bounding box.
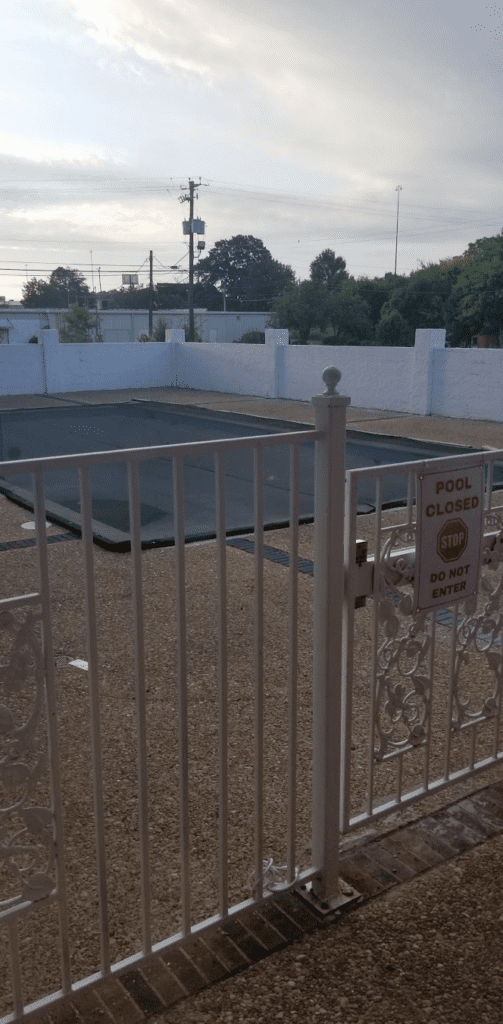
[0,531,78,552]
[227,536,314,575]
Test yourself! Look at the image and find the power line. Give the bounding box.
[1,173,501,224]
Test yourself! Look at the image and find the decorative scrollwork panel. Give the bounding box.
[374,523,433,760]
[373,511,503,764]
[450,512,503,731]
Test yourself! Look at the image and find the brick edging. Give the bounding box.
[24,780,503,1024]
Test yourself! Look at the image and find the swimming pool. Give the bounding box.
[0,401,498,550]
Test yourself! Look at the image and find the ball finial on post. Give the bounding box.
[322,366,342,395]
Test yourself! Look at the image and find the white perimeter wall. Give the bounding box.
[280,344,414,411]
[431,349,503,421]
[43,334,172,393]
[172,340,275,396]
[2,326,503,422]
[0,342,46,394]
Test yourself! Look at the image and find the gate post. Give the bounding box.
[311,367,350,900]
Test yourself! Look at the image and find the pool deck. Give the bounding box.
[3,384,503,451]
[2,387,503,1024]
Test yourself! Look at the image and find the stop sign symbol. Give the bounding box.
[437,517,469,563]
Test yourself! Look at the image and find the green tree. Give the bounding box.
[22,267,90,308]
[272,280,331,344]
[60,304,93,343]
[352,274,401,335]
[310,250,348,292]
[102,286,152,310]
[325,281,373,343]
[375,307,410,346]
[155,281,223,311]
[450,231,503,343]
[101,281,223,311]
[196,235,295,310]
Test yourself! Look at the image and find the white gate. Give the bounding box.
[343,448,503,834]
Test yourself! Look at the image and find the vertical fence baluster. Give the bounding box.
[486,454,501,761]
[444,601,458,781]
[311,369,350,901]
[486,456,494,512]
[8,920,23,1019]
[423,609,436,792]
[33,471,71,993]
[469,723,477,771]
[215,451,228,917]
[253,446,264,900]
[367,475,383,817]
[395,752,403,804]
[173,455,191,934]
[342,471,358,834]
[287,442,299,884]
[80,467,110,973]
[127,460,152,954]
[406,470,414,525]
[492,636,503,760]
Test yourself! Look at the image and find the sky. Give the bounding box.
[1,0,503,301]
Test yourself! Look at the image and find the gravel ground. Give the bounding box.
[1,389,503,1019]
[156,833,503,1024]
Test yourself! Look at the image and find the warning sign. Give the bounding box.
[415,467,484,612]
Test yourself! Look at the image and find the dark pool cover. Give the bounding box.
[0,402,495,550]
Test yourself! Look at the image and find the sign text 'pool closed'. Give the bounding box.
[415,467,484,611]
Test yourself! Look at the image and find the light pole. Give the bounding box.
[394,186,402,276]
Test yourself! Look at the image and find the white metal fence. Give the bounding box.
[1,366,503,1021]
[0,367,347,1022]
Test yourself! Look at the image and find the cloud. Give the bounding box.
[1,0,503,297]
[58,0,501,189]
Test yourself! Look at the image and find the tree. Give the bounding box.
[325,281,373,343]
[196,235,295,310]
[449,230,503,343]
[155,281,223,311]
[272,280,331,344]
[310,250,348,292]
[375,307,410,346]
[372,266,453,346]
[60,305,93,343]
[352,274,401,335]
[22,267,90,308]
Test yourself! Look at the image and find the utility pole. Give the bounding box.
[96,267,102,342]
[188,184,195,344]
[179,179,207,342]
[394,186,402,276]
[149,250,153,336]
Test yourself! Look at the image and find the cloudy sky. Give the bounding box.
[1,0,502,301]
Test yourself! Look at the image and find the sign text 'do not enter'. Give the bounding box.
[415,467,484,612]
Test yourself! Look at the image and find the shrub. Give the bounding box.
[60,305,92,343]
[184,327,203,343]
[28,335,38,344]
[233,330,265,344]
[153,318,168,342]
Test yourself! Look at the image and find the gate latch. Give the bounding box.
[352,539,372,608]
